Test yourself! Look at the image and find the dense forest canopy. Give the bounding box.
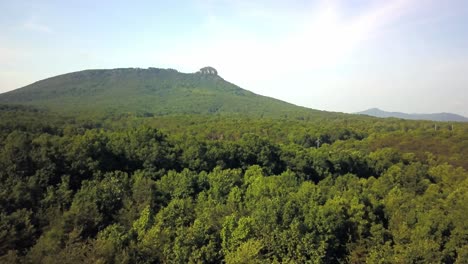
[1,104,467,263]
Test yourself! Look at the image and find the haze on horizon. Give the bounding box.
[1,0,467,116]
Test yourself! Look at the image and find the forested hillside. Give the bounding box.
[0,68,328,119]
[1,105,467,263]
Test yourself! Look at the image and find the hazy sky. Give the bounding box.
[1,0,468,115]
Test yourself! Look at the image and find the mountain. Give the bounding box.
[357,108,468,122]
[0,67,333,118]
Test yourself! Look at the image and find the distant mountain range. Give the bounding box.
[0,67,339,119]
[357,108,468,122]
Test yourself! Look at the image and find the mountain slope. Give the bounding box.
[357,108,468,122]
[0,67,331,118]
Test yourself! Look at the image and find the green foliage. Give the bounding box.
[0,105,467,262]
[0,209,35,255]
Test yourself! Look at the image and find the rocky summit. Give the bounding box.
[198,66,218,75]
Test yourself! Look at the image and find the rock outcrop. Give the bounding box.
[198,66,218,75]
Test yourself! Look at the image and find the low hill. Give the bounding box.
[357,108,468,122]
[0,67,334,118]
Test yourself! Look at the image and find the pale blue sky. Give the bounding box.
[1,0,468,115]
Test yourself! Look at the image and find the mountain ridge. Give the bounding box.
[0,67,338,118]
[357,107,468,122]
